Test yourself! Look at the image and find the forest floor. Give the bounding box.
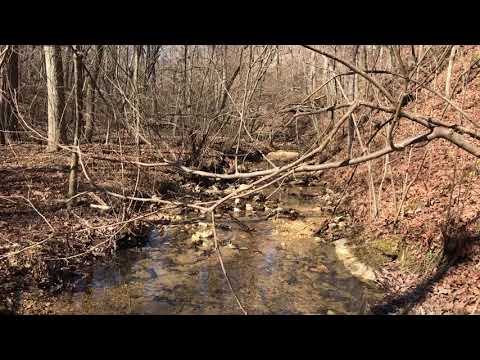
[0,142,195,313]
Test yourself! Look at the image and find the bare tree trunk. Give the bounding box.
[309,50,316,95]
[0,46,19,145]
[218,47,243,113]
[183,45,191,114]
[218,45,227,111]
[445,46,458,99]
[84,45,104,142]
[44,45,66,152]
[347,46,359,158]
[63,46,72,92]
[145,45,159,117]
[62,45,74,132]
[67,46,83,205]
[133,45,141,146]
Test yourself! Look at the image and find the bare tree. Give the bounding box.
[67,46,83,204]
[0,45,19,144]
[84,45,104,143]
[44,45,66,152]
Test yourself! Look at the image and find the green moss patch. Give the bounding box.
[370,235,402,257]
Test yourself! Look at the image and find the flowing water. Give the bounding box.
[44,187,383,314]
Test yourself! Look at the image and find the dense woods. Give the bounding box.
[1,45,480,315]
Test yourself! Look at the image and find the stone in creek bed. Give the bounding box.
[287,275,299,285]
[133,270,154,281]
[146,268,158,279]
[333,239,376,281]
[152,295,175,305]
[191,229,214,244]
[308,264,328,273]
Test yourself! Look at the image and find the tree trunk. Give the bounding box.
[67,46,83,205]
[63,45,74,133]
[44,45,66,152]
[133,45,141,146]
[445,46,458,99]
[84,45,104,142]
[0,46,19,145]
[347,46,359,158]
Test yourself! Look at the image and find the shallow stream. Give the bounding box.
[45,187,383,314]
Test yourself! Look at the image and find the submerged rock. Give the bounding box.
[199,239,214,250]
[309,264,328,273]
[146,268,158,279]
[191,229,214,244]
[269,207,301,220]
[253,194,266,202]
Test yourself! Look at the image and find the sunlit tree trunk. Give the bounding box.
[44,45,66,152]
[67,45,83,205]
[445,46,458,99]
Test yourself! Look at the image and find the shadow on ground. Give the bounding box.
[369,261,453,315]
[370,225,480,315]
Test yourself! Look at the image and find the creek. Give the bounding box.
[44,186,383,314]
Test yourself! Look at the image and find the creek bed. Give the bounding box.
[40,187,383,314]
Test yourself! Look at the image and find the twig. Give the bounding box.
[46,223,127,261]
[9,195,55,232]
[0,237,53,260]
[211,211,248,315]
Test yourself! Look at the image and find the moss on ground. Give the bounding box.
[398,244,443,274]
[371,235,401,257]
[349,231,443,276]
[351,243,391,269]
